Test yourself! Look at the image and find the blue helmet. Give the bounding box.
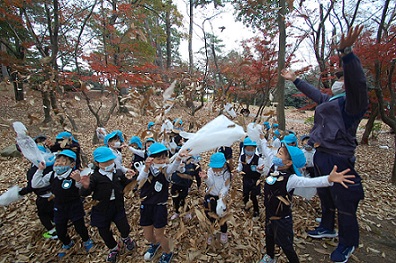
[93,146,116,163]
[263,121,271,130]
[58,149,77,161]
[129,136,143,149]
[283,143,306,176]
[147,143,168,156]
[147,122,155,130]
[56,131,78,143]
[283,134,298,145]
[243,137,257,147]
[104,130,124,146]
[209,152,226,168]
[173,118,183,125]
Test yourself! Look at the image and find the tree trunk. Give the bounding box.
[276,0,286,130]
[10,71,24,101]
[188,0,194,74]
[361,103,378,145]
[165,1,172,69]
[42,91,52,123]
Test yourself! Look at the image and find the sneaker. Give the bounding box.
[43,228,58,239]
[184,213,192,221]
[144,243,160,261]
[83,239,94,252]
[207,235,213,245]
[259,254,276,263]
[170,213,179,220]
[158,252,173,263]
[122,237,136,251]
[107,246,120,263]
[58,240,75,258]
[307,227,337,238]
[220,233,228,244]
[253,211,259,217]
[330,244,355,263]
[315,217,322,223]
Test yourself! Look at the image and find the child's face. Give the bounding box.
[145,141,154,150]
[98,159,115,170]
[109,137,120,147]
[129,143,138,149]
[54,155,74,167]
[212,167,223,173]
[244,146,256,152]
[276,147,292,168]
[152,154,168,164]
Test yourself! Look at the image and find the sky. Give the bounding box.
[174,0,256,61]
[174,0,316,68]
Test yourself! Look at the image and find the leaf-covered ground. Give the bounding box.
[0,88,395,263]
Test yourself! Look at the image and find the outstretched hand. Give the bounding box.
[338,25,364,51]
[328,165,355,188]
[280,69,297,82]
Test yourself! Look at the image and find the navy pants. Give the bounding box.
[314,150,364,247]
[265,215,299,263]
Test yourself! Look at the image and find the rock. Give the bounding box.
[0,144,22,157]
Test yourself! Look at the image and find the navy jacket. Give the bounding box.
[294,53,368,156]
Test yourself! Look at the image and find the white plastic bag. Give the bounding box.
[179,115,245,156]
[293,172,317,200]
[96,127,107,142]
[13,122,45,167]
[0,186,22,206]
[247,122,262,144]
[224,103,237,118]
[216,198,226,217]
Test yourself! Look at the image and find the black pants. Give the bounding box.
[56,218,89,245]
[36,196,54,231]
[204,194,227,233]
[243,177,260,213]
[314,151,364,247]
[265,216,299,263]
[171,184,189,214]
[98,217,130,249]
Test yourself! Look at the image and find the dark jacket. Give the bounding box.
[80,169,133,212]
[19,165,53,197]
[293,53,368,156]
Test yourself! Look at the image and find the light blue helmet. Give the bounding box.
[147,122,155,130]
[283,134,298,145]
[147,143,168,156]
[209,152,226,168]
[93,146,116,163]
[129,136,143,149]
[283,143,306,176]
[58,149,77,161]
[243,137,257,147]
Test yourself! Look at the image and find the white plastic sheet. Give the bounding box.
[247,122,262,144]
[13,122,45,167]
[0,186,22,206]
[179,115,245,156]
[216,198,226,217]
[224,103,237,118]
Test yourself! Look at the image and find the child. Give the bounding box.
[236,137,265,217]
[300,135,316,177]
[78,146,137,262]
[259,141,355,263]
[18,135,57,239]
[170,155,201,220]
[104,130,129,173]
[128,135,145,172]
[199,152,231,244]
[50,131,82,169]
[31,149,93,258]
[137,143,188,263]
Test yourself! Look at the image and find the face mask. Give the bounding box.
[245,150,255,156]
[113,141,121,148]
[54,165,71,175]
[272,156,285,167]
[104,163,115,172]
[331,81,344,95]
[152,163,166,169]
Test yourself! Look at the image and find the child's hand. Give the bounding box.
[177,148,192,160]
[125,169,136,180]
[144,157,154,172]
[79,174,90,189]
[328,165,355,188]
[199,170,207,180]
[70,170,81,183]
[38,161,46,171]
